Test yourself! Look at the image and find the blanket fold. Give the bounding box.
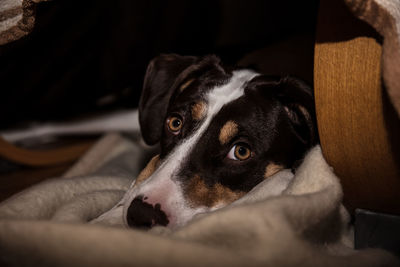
[0,0,48,45]
[0,134,398,266]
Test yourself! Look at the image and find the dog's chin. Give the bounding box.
[166,206,211,230]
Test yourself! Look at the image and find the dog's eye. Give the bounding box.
[227,143,251,161]
[167,115,183,133]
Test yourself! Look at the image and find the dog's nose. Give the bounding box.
[126,195,169,229]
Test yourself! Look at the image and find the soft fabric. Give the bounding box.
[0,133,148,222]
[0,133,398,266]
[0,0,48,45]
[345,0,400,116]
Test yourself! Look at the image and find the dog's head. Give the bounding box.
[124,54,317,229]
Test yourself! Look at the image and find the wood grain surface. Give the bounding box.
[314,0,400,214]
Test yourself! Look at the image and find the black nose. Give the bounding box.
[126,195,169,229]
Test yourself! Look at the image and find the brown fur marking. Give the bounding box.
[134,155,160,187]
[185,175,245,208]
[219,120,238,145]
[191,101,207,121]
[264,163,284,179]
[179,79,195,92]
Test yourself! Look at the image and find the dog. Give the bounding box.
[123,54,317,230]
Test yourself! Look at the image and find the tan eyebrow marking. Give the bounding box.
[184,175,245,208]
[179,78,195,92]
[191,101,207,121]
[219,120,238,145]
[264,163,284,179]
[134,155,160,187]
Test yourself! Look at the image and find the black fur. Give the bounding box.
[139,54,228,145]
[139,54,317,194]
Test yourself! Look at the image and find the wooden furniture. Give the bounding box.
[0,136,93,167]
[314,0,400,215]
[0,136,94,201]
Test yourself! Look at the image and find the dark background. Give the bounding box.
[0,0,319,129]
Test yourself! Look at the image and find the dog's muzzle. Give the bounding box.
[126,195,169,229]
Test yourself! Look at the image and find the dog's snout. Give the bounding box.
[127,195,169,229]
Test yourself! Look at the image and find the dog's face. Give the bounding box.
[124,54,316,229]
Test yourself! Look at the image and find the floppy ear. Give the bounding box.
[139,54,198,145]
[255,75,317,147]
[276,76,317,146]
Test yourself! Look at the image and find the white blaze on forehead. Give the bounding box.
[177,69,259,158]
[123,69,259,228]
[155,69,259,180]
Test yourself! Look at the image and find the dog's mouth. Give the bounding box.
[126,195,169,229]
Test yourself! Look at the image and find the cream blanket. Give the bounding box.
[0,134,398,266]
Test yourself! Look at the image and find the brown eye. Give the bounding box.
[167,116,183,133]
[227,143,251,161]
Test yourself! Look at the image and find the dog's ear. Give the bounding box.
[139,54,198,145]
[275,76,317,146]
[255,75,317,147]
[139,54,225,145]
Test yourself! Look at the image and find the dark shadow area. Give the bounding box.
[315,0,381,44]
[382,84,400,175]
[0,0,319,129]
